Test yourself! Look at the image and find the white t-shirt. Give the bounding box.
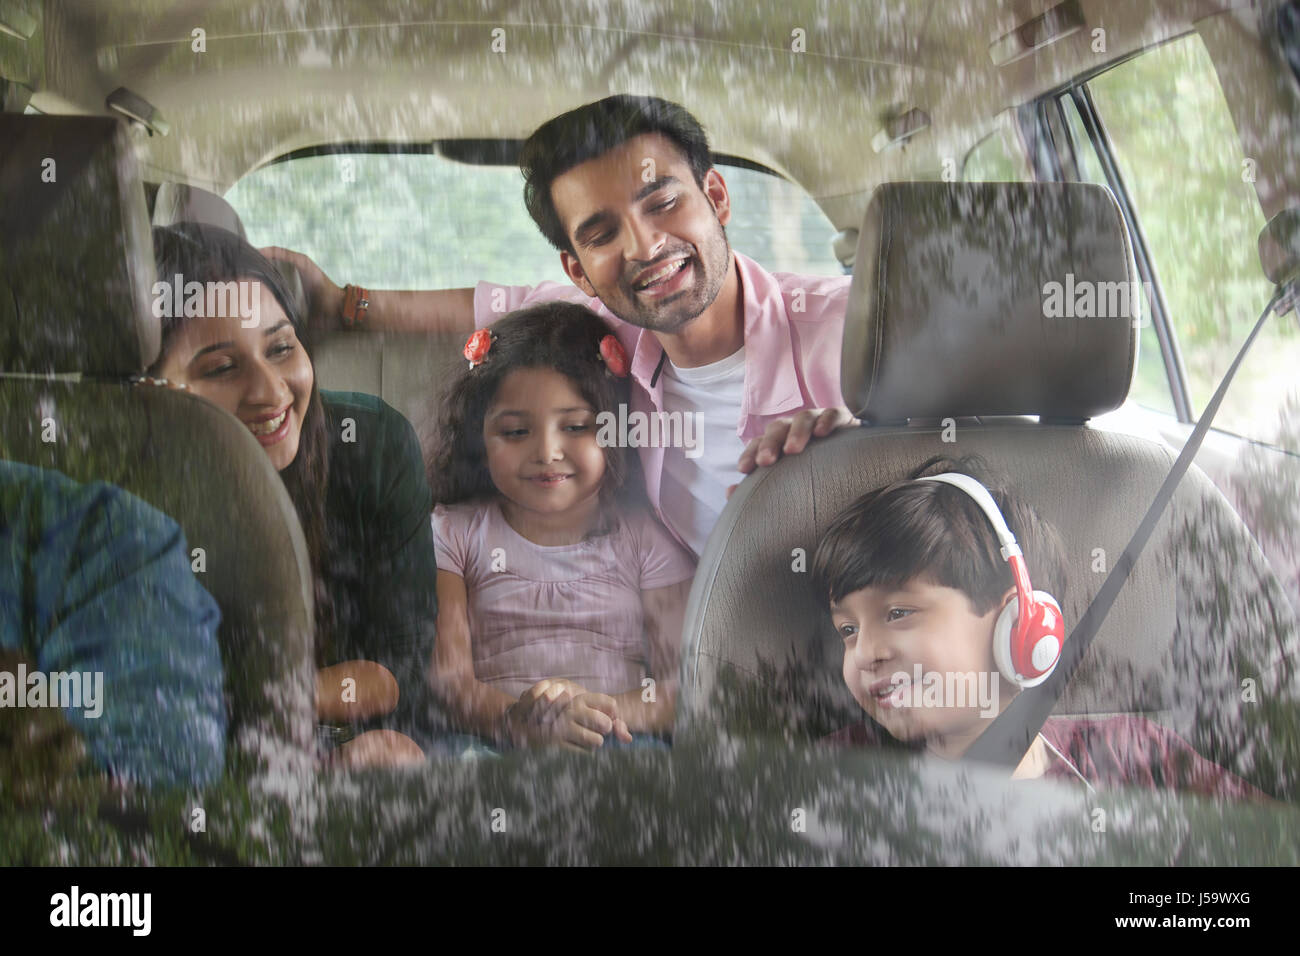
[658,347,748,555]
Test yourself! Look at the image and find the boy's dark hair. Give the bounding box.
[521,94,713,254]
[425,302,640,523]
[811,455,1069,618]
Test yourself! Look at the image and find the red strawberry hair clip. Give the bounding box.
[599,334,630,378]
[464,329,494,368]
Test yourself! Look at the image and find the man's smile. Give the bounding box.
[632,254,693,292]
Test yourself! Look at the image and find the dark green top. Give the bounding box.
[319,391,438,740]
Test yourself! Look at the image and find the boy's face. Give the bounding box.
[831,577,1018,757]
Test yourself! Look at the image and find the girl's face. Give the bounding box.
[153,282,314,472]
[482,367,607,526]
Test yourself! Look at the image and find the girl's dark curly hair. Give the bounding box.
[425,302,642,530]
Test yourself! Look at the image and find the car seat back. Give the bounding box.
[0,115,316,779]
[680,182,1300,797]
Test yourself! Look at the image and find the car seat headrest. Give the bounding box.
[0,115,160,376]
[153,181,248,239]
[152,180,307,323]
[842,182,1139,424]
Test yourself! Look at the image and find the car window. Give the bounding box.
[717,164,844,275]
[1057,95,1106,189]
[226,152,567,289]
[226,151,844,290]
[1088,34,1299,452]
[1056,93,1175,418]
[962,116,1033,183]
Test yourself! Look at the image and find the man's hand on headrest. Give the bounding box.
[731,407,860,498]
[260,246,345,331]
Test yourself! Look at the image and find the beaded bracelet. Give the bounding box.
[341,284,370,329]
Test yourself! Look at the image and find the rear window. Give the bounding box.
[225,149,844,290]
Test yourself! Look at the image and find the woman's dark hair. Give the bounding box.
[150,222,335,653]
[425,302,641,530]
[521,94,713,254]
[811,455,1069,618]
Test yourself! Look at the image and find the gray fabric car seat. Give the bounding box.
[679,182,1300,798]
[153,181,249,239]
[0,115,316,779]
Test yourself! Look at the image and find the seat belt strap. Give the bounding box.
[966,283,1293,767]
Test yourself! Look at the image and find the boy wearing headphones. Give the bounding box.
[812,456,1265,799]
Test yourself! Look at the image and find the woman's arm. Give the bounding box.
[330,397,441,736]
[608,578,692,735]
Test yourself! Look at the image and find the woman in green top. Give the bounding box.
[148,223,438,768]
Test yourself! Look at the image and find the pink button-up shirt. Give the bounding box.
[473,251,850,547]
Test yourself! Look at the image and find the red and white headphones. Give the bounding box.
[917,473,1065,688]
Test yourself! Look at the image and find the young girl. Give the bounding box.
[427,303,696,751]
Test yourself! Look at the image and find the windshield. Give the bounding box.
[3,0,1299,884]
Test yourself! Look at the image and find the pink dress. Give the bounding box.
[432,500,696,697]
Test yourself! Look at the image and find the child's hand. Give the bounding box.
[552,693,634,751]
[513,678,587,725]
[503,679,588,747]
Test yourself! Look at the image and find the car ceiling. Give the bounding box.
[12,0,1237,229]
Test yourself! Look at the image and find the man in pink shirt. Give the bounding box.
[266,95,855,554]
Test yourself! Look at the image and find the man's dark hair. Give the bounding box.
[521,94,713,254]
[811,455,1069,618]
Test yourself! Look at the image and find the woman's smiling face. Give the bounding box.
[153,281,314,472]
